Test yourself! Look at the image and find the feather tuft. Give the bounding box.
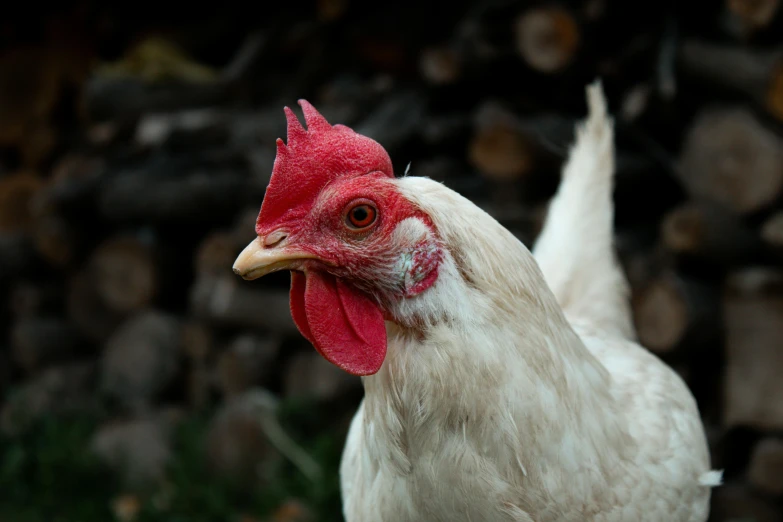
[698,470,723,487]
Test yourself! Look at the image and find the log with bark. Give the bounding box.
[0,42,90,168]
[724,0,781,37]
[32,154,104,225]
[354,90,427,153]
[0,233,36,281]
[680,41,783,122]
[30,210,80,268]
[761,211,783,258]
[66,269,125,343]
[7,280,63,319]
[660,201,763,269]
[723,268,783,431]
[85,76,230,125]
[10,316,83,373]
[189,275,298,334]
[0,172,44,233]
[710,483,782,522]
[747,437,783,496]
[98,160,251,226]
[195,231,244,278]
[216,334,281,398]
[180,321,215,410]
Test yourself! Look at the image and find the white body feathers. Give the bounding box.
[339,83,719,521]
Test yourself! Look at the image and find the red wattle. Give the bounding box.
[288,270,387,376]
[289,271,315,345]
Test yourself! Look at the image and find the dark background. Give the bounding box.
[1,1,782,521]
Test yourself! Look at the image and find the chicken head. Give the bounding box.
[233,101,442,376]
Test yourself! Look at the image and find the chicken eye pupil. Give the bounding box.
[347,203,377,229]
[353,207,368,221]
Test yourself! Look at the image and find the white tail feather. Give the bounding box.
[532,81,635,340]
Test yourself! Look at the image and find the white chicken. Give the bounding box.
[233,82,721,521]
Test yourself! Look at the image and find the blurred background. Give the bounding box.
[0,0,782,520]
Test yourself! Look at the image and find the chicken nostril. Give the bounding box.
[263,230,288,248]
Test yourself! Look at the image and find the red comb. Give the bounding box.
[255,100,394,234]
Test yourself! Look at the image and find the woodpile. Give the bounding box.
[0,1,782,519]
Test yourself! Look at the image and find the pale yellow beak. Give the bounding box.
[232,237,317,280]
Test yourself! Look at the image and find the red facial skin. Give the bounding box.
[252,100,442,375]
[261,173,441,304]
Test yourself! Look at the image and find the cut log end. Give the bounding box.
[679,41,782,122]
[469,103,535,182]
[0,172,44,233]
[419,47,461,85]
[90,236,157,314]
[725,267,783,297]
[678,108,783,214]
[189,275,297,334]
[723,267,783,430]
[317,0,348,21]
[216,335,281,399]
[726,0,781,32]
[67,271,124,342]
[469,124,534,181]
[632,271,718,354]
[767,60,783,122]
[66,236,158,341]
[32,212,77,267]
[196,232,241,278]
[748,437,783,496]
[515,7,580,74]
[633,276,689,353]
[761,211,783,248]
[100,311,181,408]
[660,201,761,267]
[661,205,706,254]
[11,317,82,373]
[711,483,782,522]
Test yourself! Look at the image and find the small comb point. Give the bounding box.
[275,137,286,154]
[298,99,332,132]
[283,106,306,142]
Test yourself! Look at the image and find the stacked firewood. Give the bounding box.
[1,1,782,519]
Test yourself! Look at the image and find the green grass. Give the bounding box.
[0,416,117,522]
[0,399,346,522]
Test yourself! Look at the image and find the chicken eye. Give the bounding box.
[346,203,377,229]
